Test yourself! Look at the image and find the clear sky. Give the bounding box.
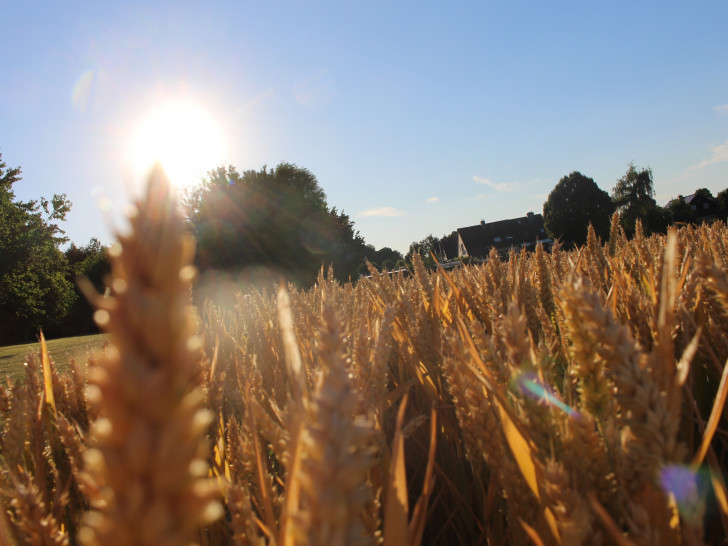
[2,1,727,255]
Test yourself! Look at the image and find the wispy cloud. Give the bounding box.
[359,206,405,217]
[690,139,728,170]
[426,196,439,203]
[472,175,518,192]
[714,103,728,115]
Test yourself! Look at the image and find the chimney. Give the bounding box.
[480,220,486,228]
[526,211,534,218]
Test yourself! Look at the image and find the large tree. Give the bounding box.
[0,151,75,344]
[612,164,666,236]
[185,162,369,286]
[543,171,613,248]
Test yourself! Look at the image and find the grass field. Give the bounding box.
[0,333,107,383]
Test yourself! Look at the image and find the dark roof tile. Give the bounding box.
[457,213,550,258]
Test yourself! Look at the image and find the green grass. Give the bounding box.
[0,334,107,383]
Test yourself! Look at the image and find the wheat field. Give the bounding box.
[1,168,727,545]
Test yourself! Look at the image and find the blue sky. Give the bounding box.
[1,1,727,254]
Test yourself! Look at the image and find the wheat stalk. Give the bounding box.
[79,165,222,546]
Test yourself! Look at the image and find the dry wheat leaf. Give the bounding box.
[384,395,410,546]
[39,331,56,418]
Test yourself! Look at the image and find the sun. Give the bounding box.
[128,100,226,189]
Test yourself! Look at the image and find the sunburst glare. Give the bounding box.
[127,100,226,190]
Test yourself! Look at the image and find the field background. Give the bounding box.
[0,334,106,383]
[1,183,727,545]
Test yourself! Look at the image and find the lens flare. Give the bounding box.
[515,372,579,418]
[91,186,112,212]
[293,69,337,108]
[300,214,339,255]
[71,69,96,112]
[660,465,706,523]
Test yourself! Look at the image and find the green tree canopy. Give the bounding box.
[49,238,111,338]
[543,171,613,248]
[361,245,404,272]
[0,151,75,344]
[666,195,694,224]
[372,246,404,267]
[694,187,714,200]
[406,234,441,270]
[612,164,666,236]
[185,162,369,286]
[716,187,728,220]
[439,230,459,261]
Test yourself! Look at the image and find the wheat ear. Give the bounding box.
[79,165,222,546]
[291,301,376,546]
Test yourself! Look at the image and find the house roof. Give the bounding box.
[457,213,550,258]
[666,192,717,208]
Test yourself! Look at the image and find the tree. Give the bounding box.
[439,230,459,261]
[324,207,370,282]
[0,151,76,344]
[50,238,110,338]
[612,164,666,236]
[185,162,369,287]
[665,195,694,224]
[694,187,714,200]
[716,188,728,220]
[406,234,440,270]
[542,171,613,248]
[362,246,405,272]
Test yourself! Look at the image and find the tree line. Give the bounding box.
[0,152,402,345]
[2,148,726,346]
[407,164,728,266]
[543,165,728,248]
[0,152,111,345]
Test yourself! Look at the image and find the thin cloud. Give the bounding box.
[714,104,728,115]
[472,175,518,192]
[426,196,439,203]
[692,139,728,170]
[359,206,405,217]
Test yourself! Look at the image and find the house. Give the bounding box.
[456,212,553,260]
[665,192,721,224]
